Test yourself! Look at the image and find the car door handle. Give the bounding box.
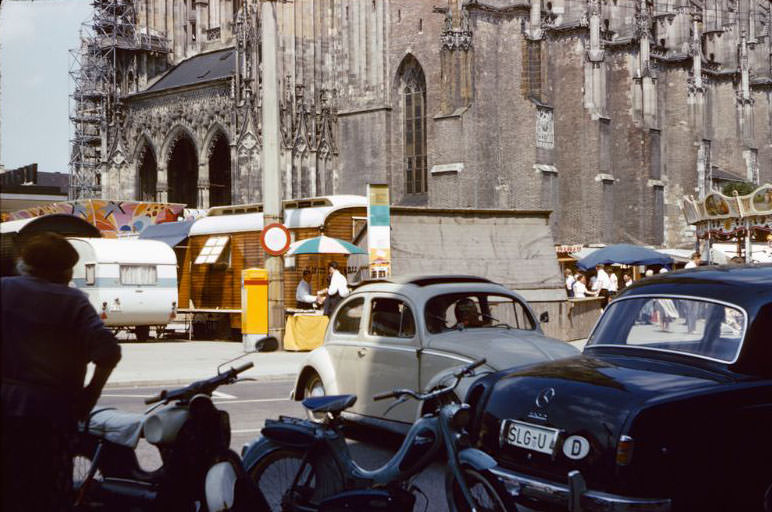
[357,348,367,357]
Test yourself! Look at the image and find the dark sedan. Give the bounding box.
[465,265,772,512]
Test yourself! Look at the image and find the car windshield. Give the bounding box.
[425,293,535,333]
[587,296,746,363]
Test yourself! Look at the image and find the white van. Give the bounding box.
[68,238,178,341]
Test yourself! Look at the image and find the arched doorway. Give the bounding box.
[208,132,231,206]
[137,143,157,201]
[167,134,198,207]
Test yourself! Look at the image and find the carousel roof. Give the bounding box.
[681,184,772,240]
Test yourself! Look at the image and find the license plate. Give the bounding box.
[501,419,559,455]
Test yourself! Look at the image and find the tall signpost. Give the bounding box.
[261,0,285,346]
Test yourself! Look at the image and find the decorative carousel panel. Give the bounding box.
[751,185,772,214]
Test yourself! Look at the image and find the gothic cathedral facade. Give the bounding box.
[99,0,771,247]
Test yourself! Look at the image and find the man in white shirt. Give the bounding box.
[609,272,618,294]
[321,261,349,316]
[295,270,317,309]
[592,264,612,306]
[564,269,575,297]
[684,252,701,269]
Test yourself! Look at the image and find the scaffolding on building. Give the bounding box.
[69,0,169,199]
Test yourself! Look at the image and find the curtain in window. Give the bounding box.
[120,265,158,285]
[85,264,96,285]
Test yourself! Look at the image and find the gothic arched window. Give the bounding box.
[400,58,427,195]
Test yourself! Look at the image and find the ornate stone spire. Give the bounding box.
[440,7,473,51]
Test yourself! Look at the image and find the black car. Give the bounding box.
[465,265,772,512]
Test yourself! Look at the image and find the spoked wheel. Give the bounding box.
[249,448,317,512]
[448,468,509,512]
[72,447,103,508]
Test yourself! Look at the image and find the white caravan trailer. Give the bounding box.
[68,238,178,341]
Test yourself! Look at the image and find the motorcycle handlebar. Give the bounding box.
[144,391,165,405]
[143,361,255,405]
[373,390,398,401]
[453,358,486,378]
[372,359,487,403]
[232,361,254,374]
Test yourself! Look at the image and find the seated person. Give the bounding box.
[454,298,483,328]
[295,270,319,310]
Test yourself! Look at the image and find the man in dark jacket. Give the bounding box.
[1,232,122,511]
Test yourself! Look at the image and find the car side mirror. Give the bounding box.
[539,311,550,324]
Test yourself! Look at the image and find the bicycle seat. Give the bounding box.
[302,394,357,415]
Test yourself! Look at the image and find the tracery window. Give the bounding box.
[401,61,427,195]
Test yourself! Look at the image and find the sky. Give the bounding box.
[0,0,92,173]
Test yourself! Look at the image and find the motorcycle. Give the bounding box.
[242,358,511,512]
[73,356,270,511]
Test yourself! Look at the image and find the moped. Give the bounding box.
[73,356,270,511]
[243,358,511,512]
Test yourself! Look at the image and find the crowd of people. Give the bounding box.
[564,252,704,304]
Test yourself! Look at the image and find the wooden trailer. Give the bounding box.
[179,195,367,339]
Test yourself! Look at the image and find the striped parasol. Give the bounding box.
[286,235,366,256]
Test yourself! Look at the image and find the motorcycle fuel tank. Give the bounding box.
[144,406,189,445]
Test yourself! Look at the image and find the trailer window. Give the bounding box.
[195,236,230,264]
[120,265,158,286]
[85,264,95,286]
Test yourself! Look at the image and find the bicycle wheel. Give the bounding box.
[249,447,318,512]
[448,468,509,512]
[72,442,103,509]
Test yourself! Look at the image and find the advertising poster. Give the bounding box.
[367,184,391,278]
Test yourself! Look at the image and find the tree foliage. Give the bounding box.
[721,181,756,196]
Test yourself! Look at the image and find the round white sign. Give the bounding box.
[261,223,291,256]
[562,435,591,460]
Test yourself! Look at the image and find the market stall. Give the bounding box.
[283,235,366,351]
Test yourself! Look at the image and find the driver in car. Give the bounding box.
[454,298,483,328]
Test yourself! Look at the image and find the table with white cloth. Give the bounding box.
[284,310,329,351]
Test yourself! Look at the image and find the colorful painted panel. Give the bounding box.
[682,184,772,240]
[1,200,186,235]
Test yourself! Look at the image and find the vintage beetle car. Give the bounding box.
[292,275,578,432]
[465,265,772,511]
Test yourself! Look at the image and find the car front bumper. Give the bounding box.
[490,466,671,512]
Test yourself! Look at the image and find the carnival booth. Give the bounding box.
[682,184,772,263]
